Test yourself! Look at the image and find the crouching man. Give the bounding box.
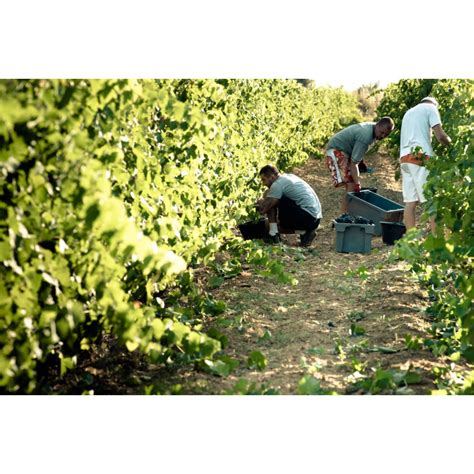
[256,165,322,247]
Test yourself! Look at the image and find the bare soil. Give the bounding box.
[50,153,472,395]
[152,153,446,394]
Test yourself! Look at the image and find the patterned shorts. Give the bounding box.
[326,148,353,187]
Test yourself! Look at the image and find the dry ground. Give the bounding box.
[129,152,471,394]
[50,152,472,395]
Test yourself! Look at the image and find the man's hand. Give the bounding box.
[255,199,264,213]
[353,183,361,193]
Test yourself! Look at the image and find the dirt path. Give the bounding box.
[51,152,471,395]
[142,152,471,394]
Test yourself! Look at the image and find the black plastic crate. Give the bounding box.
[238,219,268,240]
[381,221,406,245]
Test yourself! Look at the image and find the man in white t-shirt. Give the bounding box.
[256,164,322,247]
[399,97,451,233]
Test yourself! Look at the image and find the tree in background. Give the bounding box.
[354,83,384,120]
[295,79,315,88]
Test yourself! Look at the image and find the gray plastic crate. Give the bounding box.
[333,221,375,253]
[347,190,404,236]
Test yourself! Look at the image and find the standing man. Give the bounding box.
[256,165,322,247]
[399,97,451,233]
[326,117,395,212]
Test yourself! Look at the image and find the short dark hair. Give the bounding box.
[259,165,279,176]
[377,116,395,130]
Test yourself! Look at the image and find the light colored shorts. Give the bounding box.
[401,163,429,203]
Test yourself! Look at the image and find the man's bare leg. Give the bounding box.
[403,201,418,230]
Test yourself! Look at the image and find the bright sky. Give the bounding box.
[1,2,470,80]
[312,78,400,91]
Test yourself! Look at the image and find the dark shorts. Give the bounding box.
[278,196,320,231]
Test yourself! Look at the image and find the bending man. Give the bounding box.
[325,117,395,213]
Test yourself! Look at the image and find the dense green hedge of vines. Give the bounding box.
[378,80,473,378]
[0,79,361,393]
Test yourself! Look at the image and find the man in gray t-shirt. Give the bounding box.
[256,164,322,247]
[325,117,394,213]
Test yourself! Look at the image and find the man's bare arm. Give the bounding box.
[257,197,279,214]
[350,160,361,185]
[433,124,452,146]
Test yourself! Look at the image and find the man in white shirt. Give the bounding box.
[399,97,451,233]
[256,165,322,247]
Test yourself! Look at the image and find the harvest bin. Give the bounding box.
[333,221,375,253]
[347,190,404,236]
[381,221,406,245]
[238,219,268,240]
